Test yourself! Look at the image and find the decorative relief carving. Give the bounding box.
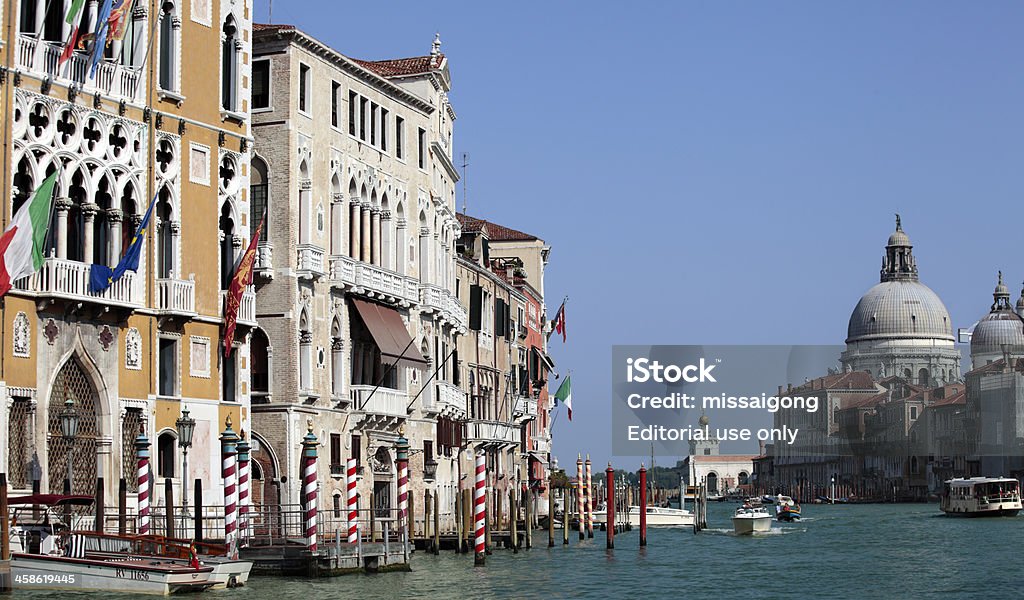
[12,312,30,357]
[125,327,142,370]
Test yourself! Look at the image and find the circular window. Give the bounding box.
[54,107,81,150]
[26,101,56,145]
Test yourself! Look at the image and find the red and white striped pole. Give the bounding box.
[301,420,319,553]
[135,427,150,535]
[236,430,251,547]
[473,452,486,566]
[345,458,359,543]
[585,455,594,538]
[396,431,409,544]
[575,454,584,540]
[220,417,239,558]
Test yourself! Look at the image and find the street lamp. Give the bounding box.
[60,397,79,491]
[176,407,196,516]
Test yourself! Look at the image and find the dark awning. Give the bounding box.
[351,298,428,370]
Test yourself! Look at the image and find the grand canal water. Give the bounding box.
[15,502,1023,599]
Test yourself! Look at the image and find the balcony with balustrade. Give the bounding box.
[12,257,142,309]
[466,420,520,449]
[16,35,141,101]
[437,381,467,418]
[513,396,538,423]
[329,255,419,305]
[351,384,409,429]
[296,244,326,280]
[531,435,551,456]
[155,277,196,318]
[419,283,468,331]
[221,288,257,326]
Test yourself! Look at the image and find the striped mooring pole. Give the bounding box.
[585,456,594,538]
[346,458,359,543]
[575,455,585,540]
[301,419,320,552]
[135,427,151,536]
[396,429,410,550]
[237,430,251,547]
[220,416,239,558]
[473,452,486,566]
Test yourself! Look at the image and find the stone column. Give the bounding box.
[396,218,407,275]
[360,204,371,262]
[349,196,361,259]
[380,211,392,270]
[331,193,346,256]
[299,179,312,245]
[54,197,72,259]
[331,338,344,397]
[81,203,100,264]
[107,208,123,266]
[370,208,381,266]
[419,227,430,283]
[170,220,182,278]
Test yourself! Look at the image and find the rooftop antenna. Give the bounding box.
[461,152,469,214]
[268,0,274,23]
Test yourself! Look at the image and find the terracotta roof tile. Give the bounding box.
[457,213,540,242]
[353,55,444,78]
[254,23,295,32]
[931,389,966,407]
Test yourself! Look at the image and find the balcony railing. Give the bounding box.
[155,277,196,317]
[221,289,257,326]
[531,436,551,455]
[437,381,467,417]
[351,385,408,418]
[419,283,468,330]
[255,243,274,278]
[12,257,141,308]
[466,420,519,447]
[17,35,141,101]
[513,396,538,421]
[296,244,325,278]
[329,255,419,304]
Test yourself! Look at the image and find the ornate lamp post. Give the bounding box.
[60,397,79,492]
[176,407,196,516]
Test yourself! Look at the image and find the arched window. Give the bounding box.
[738,471,749,486]
[158,2,179,92]
[251,328,271,400]
[918,368,929,387]
[67,169,87,263]
[221,16,239,111]
[157,431,176,478]
[250,157,269,242]
[219,202,236,290]
[331,318,343,397]
[157,188,174,278]
[707,472,718,494]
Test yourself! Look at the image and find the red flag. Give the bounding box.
[223,219,263,357]
[550,301,566,343]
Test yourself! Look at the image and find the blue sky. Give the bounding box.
[256,1,1024,469]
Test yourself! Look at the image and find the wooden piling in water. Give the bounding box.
[606,465,615,549]
[164,479,175,539]
[639,465,647,546]
[510,489,518,553]
[548,478,555,547]
[524,484,532,549]
[94,477,105,532]
[118,478,127,535]
[369,490,376,543]
[194,479,204,541]
[484,484,492,554]
[463,488,473,552]
[32,479,40,521]
[433,489,440,554]
[454,487,462,553]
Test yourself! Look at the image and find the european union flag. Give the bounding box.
[89,191,157,293]
[88,0,113,79]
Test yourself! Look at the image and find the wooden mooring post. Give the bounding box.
[118,478,127,535]
[510,489,518,553]
[548,478,555,547]
[164,479,175,539]
[1,473,11,593]
[194,479,204,542]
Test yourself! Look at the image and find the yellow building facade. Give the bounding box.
[0,0,254,512]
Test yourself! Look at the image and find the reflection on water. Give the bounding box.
[14,503,1024,599]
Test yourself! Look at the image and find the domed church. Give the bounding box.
[969,272,1024,369]
[840,216,961,386]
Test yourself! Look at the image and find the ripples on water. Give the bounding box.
[16,503,1024,599]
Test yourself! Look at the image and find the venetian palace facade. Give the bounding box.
[0,1,256,511]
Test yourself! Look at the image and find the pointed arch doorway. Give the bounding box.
[47,357,100,495]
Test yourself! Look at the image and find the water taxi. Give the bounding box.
[732,503,772,534]
[940,477,1022,517]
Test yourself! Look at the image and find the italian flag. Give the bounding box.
[0,171,58,297]
[554,375,572,421]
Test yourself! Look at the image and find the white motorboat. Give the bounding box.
[591,504,694,527]
[940,477,1022,517]
[7,494,216,595]
[732,504,772,534]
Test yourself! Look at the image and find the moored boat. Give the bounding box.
[7,494,215,595]
[940,477,1022,517]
